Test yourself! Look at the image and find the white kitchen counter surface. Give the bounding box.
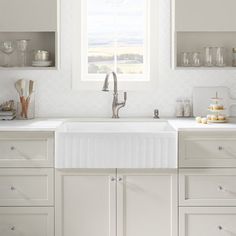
[0,117,236,131]
[0,119,65,131]
[168,118,236,131]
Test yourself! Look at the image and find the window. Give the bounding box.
[85,0,148,80]
[72,0,158,90]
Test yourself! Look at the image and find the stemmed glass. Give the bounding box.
[0,41,15,67]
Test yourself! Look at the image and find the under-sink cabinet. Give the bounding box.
[55,169,178,236]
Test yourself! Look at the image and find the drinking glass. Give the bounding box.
[181,52,191,67]
[0,41,15,67]
[192,52,201,67]
[17,39,30,67]
[215,47,225,67]
[204,47,213,67]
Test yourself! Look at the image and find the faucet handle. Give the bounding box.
[124,92,127,102]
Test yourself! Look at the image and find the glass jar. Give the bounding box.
[183,99,192,117]
[181,52,191,67]
[176,98,184,117]
[192,52,201,67]
[204,47,214,67]
[215,47,225,67]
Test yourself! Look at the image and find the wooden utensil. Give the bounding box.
[25,80,35,118]
[15,79,27,118]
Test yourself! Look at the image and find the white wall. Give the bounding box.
[0,0,236,118]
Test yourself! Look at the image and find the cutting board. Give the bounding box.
[193,87,236,117]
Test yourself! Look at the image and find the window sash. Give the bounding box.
[80,0,150,81]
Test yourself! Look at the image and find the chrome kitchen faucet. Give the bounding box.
[102,72,127,119]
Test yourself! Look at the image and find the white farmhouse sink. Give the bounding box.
[55,121,177,168]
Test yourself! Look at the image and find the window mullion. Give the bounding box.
[113,4,118,74]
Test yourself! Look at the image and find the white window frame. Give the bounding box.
[72,0,159,91]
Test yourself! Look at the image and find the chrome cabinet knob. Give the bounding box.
[218,185,223,191]
[110,177,116,182]
[10,146,15,151]
[218,146,223,151]
[218,225,223,231]
[117,177,123,182]
[10,186,16,191]
[10,226,15,231]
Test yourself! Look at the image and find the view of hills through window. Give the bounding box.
[87,0,146,75]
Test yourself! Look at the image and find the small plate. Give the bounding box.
[207,119,228,123]
[32,61,52,67]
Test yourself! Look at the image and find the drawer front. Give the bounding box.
[179,207,236,236]
[179,131,236,167]
[0,168,54,206]
[179,169,236,206]
[0,207,54,236]
[0,132,54,167]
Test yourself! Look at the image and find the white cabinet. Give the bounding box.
[175,0,236,32]
[0,131,55,236]
[0,132,54,167]
[172,0,236,68]
[0,207,54,236]
[55,169,117,236]
[179,131,236,236]
[0,168,54,206]
[56,169,177,236]
[179,207,236,236]
[117,170,177,236]
[179,169,236,206]
[0,0,57,31]
[179,131,236,167]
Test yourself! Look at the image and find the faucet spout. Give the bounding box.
[102,72,118,93]
[102,72,127,118]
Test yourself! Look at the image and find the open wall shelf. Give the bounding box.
[0,32,57,70]
[174,32,236,69]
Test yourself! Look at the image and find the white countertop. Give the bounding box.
[168,118,236,131]
[0,119,65,131]
[1,117,236,131]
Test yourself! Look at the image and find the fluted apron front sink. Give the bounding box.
[55,121,177,168]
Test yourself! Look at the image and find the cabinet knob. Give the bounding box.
[10,146,15,151]
[10,186,16,191]
[218,146,223,151]
[218,185,224,191]
[218,225,223,231]
[10,226,15,231]
[110,177,116,182]
[117,177,123,182]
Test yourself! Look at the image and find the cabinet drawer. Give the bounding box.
[179,207,236,236]
[179,169,236,206]
[179,131,236,167]
[0,168,54,206]
[0,132,54,167]
[0,207,54,236]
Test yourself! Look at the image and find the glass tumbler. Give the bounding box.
[192,52,201,67]
[17,39,30,67]
[17,93,35,120]
[181,52,191,67]
[215,47,225,67]
[204,47,214,67]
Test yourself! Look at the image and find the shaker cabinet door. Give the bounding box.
[55,169,116,236]
[0,0,57,31]
[175,0,236,31]
[117,170,178,236]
